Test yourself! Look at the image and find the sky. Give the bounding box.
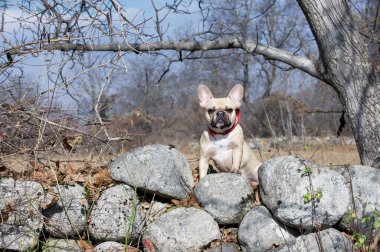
[0,1,205,113]
[0,0,321,112]
[1,1,200,76]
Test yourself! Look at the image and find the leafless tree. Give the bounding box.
[201,0,314,100]
[1,0,380,168]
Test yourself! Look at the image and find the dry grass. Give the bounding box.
[181,136,360,171]
[256,137,360,167]
[1,136,360,190]
[0,135,362,250]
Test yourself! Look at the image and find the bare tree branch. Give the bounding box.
[5,38,320,80]
[27,111,132,143]
[109,0,141,31]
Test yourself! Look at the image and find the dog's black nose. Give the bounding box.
[216,111,224,117]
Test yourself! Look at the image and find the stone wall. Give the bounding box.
[1,144,379,251]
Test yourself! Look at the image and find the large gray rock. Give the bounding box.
[94,241,125,252]
[109,144,193,199]
[337,165,380,233]
[194,173,254,224]
[42,238,81,252]
[272,228,352,252]
[89,184,144,242]
[259,156,350,230]
[143,207,220,252]
[238,206,295,252]
[43,183,87,238]
[0,178,44,251]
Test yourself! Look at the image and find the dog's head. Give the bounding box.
[197,84,243,133]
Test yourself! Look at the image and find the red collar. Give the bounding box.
[208,110,241,139]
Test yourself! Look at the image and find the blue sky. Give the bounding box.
[0,1,206,112]
[1,0,319,110]
[1,1,200,81]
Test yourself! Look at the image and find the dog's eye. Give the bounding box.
[226,108,233,113]
[207,109,216,114]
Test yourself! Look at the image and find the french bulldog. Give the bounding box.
[197,84,261,190]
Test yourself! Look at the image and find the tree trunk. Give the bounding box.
[297,0,380,168]
[262,63,276,98]
[242,53,250,102]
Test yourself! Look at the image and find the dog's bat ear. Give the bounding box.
[197,84,213,108]
[228,84,244,107]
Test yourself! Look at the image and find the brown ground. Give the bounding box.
[0,136,360,199]
[1,137,360,173]
[181,136,360,171]
[0,136,362,248]
[255,137,360,167]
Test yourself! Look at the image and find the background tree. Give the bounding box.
[1,0,379,167]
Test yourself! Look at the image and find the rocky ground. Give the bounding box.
[0,144,379,251]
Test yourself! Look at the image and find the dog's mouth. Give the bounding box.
[210,112,232,129]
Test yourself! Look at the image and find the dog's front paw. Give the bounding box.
[230,167,240,174]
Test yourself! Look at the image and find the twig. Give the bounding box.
[27,111,132,143]
[303,109,343,114]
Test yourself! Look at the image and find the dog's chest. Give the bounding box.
[206,136,235,168]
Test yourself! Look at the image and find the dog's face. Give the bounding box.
[197,84,244,133]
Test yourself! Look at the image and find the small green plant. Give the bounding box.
[125,186,138,247]
[303,165,313,174]
[361,216,371,224]
[301,163,323,204]
[373,208,380,229]
[314,189,323,200]
[374,221,380,229]
[349,205,380,251]
[303,144,310,151]
[303,188,312,204]
[82,184,96,242]
[352,232,367,250]
[303,188,323,204]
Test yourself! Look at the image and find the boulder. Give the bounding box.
[42,238,81,252]
[109,144,193,199]
[0,178,44,251]
[142,207,220,251]
[259,156,350,230]
[43,183,87,238]
[194,173,254,224]
[337,165,380,234]
[272,228,352,252]
[238,206,295,252]
[94,241,125,252]
[89,184,144,242]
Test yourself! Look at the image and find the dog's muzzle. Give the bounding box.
[211,111,231,129]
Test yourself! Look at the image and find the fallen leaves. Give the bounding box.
[209,241,220,248]
[0,154,32,173]
[93,169,113,187]
[62,133,83,151]
[84,168,114,202]
[40,188,59,209]
[171,194,199,208]
[208,228,238,249]
[62,165,86,185]
[76,239,94,252]
[0,203,14,223]
[0,153,113,204]
[221,228,238,243]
